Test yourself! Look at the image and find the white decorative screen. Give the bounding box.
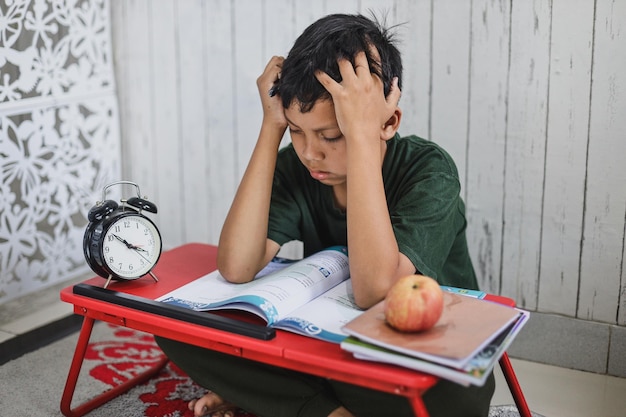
[0,0,120,302]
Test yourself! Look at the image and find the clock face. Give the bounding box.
[101,214,162,279]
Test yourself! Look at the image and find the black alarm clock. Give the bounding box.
[83,181,162,288]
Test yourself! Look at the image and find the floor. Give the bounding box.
[1,282,626,417]
[492,356,626,417]
[0,275,86,349]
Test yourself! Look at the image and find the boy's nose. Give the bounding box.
[302,139,324,161]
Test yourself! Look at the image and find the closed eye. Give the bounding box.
[322,134,343,142]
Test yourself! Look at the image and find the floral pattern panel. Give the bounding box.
[0,0,120,303]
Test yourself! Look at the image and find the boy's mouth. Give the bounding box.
[308,169,331,181]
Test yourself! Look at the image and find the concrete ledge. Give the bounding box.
[0,314,83,365]
[507,311,625,378]
[608,325,626,377]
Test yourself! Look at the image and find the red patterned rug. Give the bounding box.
[85,323,257,417]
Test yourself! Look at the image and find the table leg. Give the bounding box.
[408,393,431,417]
[60,317,169,417]
[499,353,532,417]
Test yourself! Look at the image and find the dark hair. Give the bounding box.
[278,13,403,112]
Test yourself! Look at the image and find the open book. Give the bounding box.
[156,246,362,343]
[157,246,495,344]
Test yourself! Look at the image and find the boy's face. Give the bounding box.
[284,99,348,187]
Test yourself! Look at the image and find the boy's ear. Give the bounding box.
[380,107,403,141]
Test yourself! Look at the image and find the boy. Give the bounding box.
[156,13,494,417]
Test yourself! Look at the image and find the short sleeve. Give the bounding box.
[391,172,464,280]
[383,136,477,289]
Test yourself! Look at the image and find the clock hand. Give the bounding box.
[111,234,134,249]
[132,249,152,264]
[110,234,153,266]
[111,234,149,253]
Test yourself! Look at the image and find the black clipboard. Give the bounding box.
[73,283,276,340]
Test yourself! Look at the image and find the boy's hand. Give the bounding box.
[314,51,400,144]
[257,56,288,130]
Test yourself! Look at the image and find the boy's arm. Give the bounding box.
[217,57,286,283]
[316,52,415,308]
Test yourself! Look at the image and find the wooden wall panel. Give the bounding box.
[394,0,431,140]
[465,0,511,295]
[500,0,551,310]
[109,0,626,326]
[538,0,594,317]
[203,0,237,243]
[232,1,263,181]
[116,0,156,203]
[430,0,471,195]
[358,0,396,21]
[578,0,626,324]
[292,0,326,38]
[176,0,211,243]
[325,0,360,15]
[150,0,185,245]
[264,0,296,57]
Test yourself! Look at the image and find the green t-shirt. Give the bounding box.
[267,134,479,290]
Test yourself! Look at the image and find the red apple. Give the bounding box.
[384,274,444,332]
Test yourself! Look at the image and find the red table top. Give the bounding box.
[61,243,514,396]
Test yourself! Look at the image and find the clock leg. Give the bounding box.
[104,274,113,289]
[149,271,159,282]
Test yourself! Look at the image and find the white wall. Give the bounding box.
[111,0,626,329]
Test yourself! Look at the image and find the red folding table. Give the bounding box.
[60,243,531,417]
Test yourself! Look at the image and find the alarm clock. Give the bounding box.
[83,181,162,288]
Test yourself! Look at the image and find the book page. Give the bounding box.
[157,246,349,325]
[273,280,363,343]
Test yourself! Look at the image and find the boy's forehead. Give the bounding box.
[285,99,338,128]
[287,98,333,114]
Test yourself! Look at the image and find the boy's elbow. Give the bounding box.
[216,257,256,284]
[353,294,382,310]
[352,283,387,310]
[353,297,373,310]
[227,276,254,284]
[217,247,256,284]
